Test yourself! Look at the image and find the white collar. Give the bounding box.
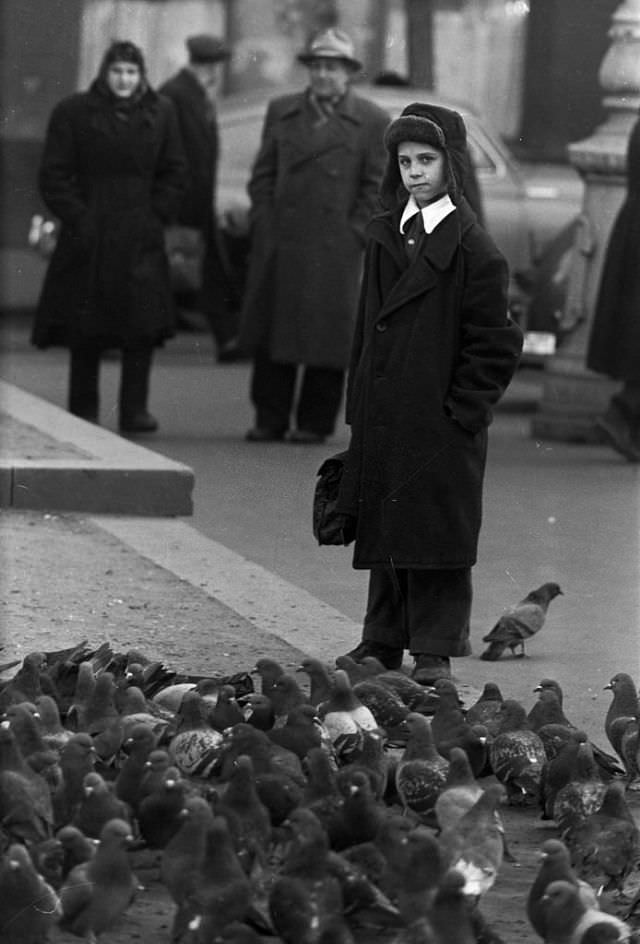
[400,194,456,235]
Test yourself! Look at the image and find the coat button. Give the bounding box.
[376,321,387,332]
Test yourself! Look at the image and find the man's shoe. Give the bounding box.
[119,411,158,434]
[342,639,404,671]
[288,429,326,445]
[245,427,286,443]
[411,654,451,685]
[595,407,640,462]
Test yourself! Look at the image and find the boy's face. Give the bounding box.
[397,141,448,207]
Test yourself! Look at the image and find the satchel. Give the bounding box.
[164,225,205,294]
[313,450,356,546]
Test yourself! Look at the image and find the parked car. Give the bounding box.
[219,84,584,357]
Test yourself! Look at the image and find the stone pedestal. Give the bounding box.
[531,0,640,441]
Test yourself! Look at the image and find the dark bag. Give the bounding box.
[313,451,356,546]
[164,225,205,294]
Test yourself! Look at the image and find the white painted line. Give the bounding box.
[91,516,360,661]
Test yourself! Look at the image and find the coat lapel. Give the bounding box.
[279,91,362,172]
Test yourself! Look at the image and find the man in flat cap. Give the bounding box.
[160,35,242,361]
[240,28,390,443]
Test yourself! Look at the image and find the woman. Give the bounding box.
[32,41,186,433]
[336,103,523,684]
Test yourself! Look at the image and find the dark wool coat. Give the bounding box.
[158,68,219,227]
[587,113,640,382]
[239,89,390,370]
[336,200,523,569]
[32,83,186,350]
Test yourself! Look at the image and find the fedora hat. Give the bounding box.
[297,28,362,71]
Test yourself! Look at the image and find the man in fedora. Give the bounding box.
[160,35,242,362]
[240,28,390,443]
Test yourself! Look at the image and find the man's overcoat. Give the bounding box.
[337,201,523,569]
[239,89,390,370]
[587,113,640,382]
[32,83,186,350]
[158,68,219,227]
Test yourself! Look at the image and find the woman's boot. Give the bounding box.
[119,348,158,433]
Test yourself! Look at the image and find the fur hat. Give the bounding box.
[380,102,469,209]
[186,34,230,64]
[297,28,362,72]
[99,40,146,76]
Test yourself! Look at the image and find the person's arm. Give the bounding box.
[445,239,523,433]
[38,99,88,227]
[151,99,188,223]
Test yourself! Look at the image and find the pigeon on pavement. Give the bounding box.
[59,817,139,940]
[160,794,215,942]
[439,782,507,900]
[489,700,546,804]
[395,713,449,818]
[465,682,505,738]
[538,880,631,943]
[527,838,600,939]
[480,581,563,660]
[603,673,639,776]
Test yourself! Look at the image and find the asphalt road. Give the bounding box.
[2,319,639,738]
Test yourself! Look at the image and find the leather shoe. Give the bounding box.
[341,639,404,671]
[595,405,640,462]
[288,429,326,445]
[119,411,158,434]
[245,427,286,443]
[411,654,451,685]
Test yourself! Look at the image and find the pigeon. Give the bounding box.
[252,657,287,697]
[388,823,445,921]
[532,679,624,781]
[337,727,389,801]
[489,699,546,804]
[240,692,276,731]
[552,740,606,836]
[208,684,246,732]
[0,841,61,943]
[269,808,344,944]
[336,655,437,712]
[565,780,640,893]
[168,690,224,777]
[325,769,384,851]
[317,670,379,762]
[215,754,273,870]
[160,794,215,942]
[434,746,485,833]
[56,823,98,880]
[465,682,505,737]
[430,679,489,776]
[300,745,345,829]
[137,764,188,849]
[298,658,336,707]
[428,868,478,944]
[603,673,639,770]
[4,701,49,760]
[114,722,157,814]
[480,581,563,660]
[267,703,326,761]
[0,720,54,843]
[268,674,310,722]
[352,677,411,737]
[540,730,597,821]
[35,693,72,751]
[527,838,601,939]
[439,783,507,900]
[71,770,132,839]
[59,817,138,940]
[0,651,49,711]
[538,880,631,943]
[213,722,305,786]
[395,712,449,818]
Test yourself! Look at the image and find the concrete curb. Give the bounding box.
[0,381,194,515]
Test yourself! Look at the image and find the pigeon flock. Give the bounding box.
[0,597,639,943]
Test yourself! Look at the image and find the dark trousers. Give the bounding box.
[612,381,640,423]
[69,345,153,423]
[200,228,240,349]
[362,565,473,657]
[250,348,345,436]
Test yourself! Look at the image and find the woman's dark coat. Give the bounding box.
[32,83,186,350]
[239,89,390,370]
[587,114,640,382]
[337,201,523,569]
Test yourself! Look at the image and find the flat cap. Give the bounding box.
[186,34,230,64]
